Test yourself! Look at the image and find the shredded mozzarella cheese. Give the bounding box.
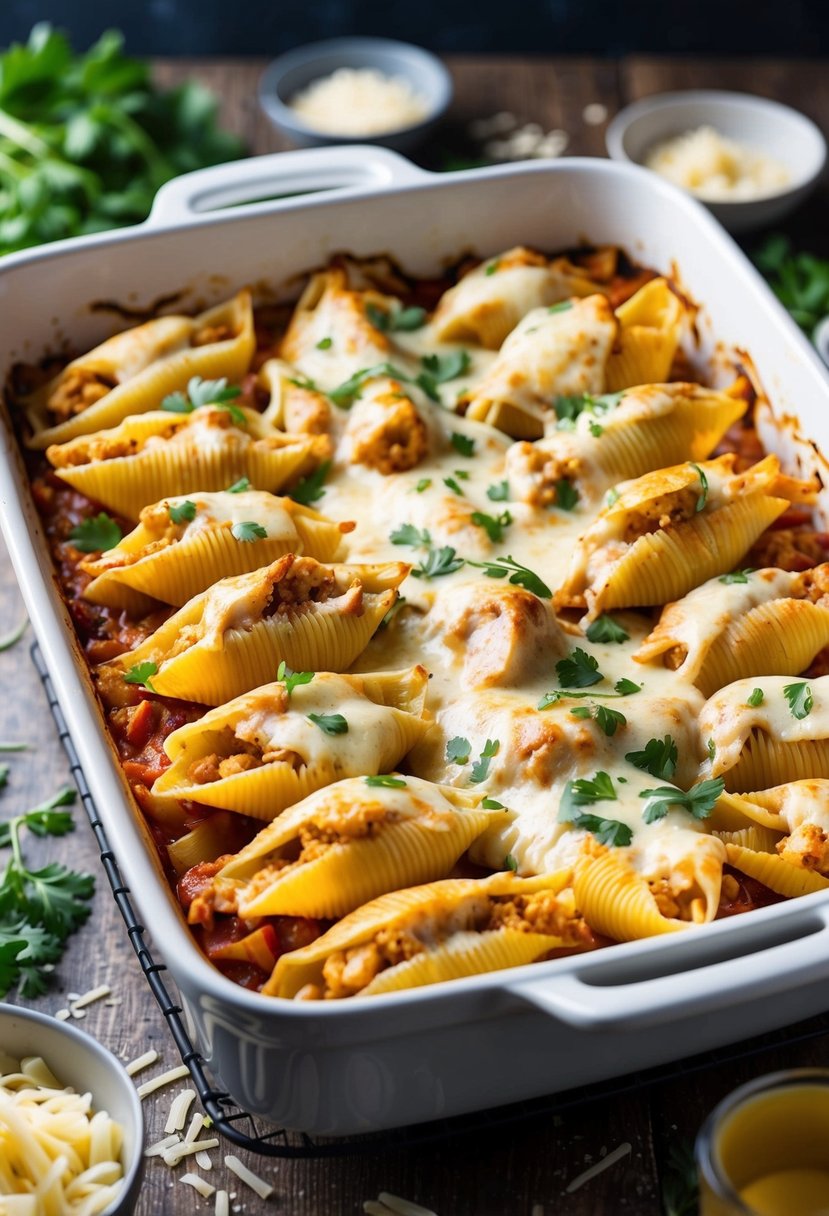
[288,68,429,137]
[644,126,790,201]
[224,1155,274,1199]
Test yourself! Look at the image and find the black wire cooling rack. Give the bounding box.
[33,641,829,1159]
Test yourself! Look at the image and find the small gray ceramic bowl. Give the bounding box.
[259,37,453,153]
[606,90,827,234]
[0,1003,145,1214]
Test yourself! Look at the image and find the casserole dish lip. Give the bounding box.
[3,149,829,1037]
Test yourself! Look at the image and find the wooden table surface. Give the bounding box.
[3,54,829,1216]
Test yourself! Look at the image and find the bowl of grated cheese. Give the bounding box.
[0,1002,145,1215]
[259,37,453,152]
[606,90,826,233]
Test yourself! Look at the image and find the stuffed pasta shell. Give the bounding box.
[151,667,430,818]
[635,566,829,697]
[258,358,333,435]
[603,277,685,391]
[100,556,407,705]
[46,406,327,521]
[462,295,618,439]
[80,490,351,612]
[264,870,590,999]
[700,675,829,791]
[556,454,813,618]
[189,775,508,920]
[432,246,607,349]
[505,382,746,509]
[23,290,255,448]
[734,781,829,876]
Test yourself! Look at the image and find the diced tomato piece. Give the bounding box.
[125,699,156,748]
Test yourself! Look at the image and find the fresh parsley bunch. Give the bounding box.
[0,24,244,255]
[754,234,829,336]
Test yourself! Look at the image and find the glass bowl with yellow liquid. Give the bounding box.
[696,1069,829,1216]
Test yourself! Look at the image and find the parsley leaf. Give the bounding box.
[169,499,197,525]
[366,303,427,332]
[422,350,471,383]
[470,739,499,784]
[443,476,466,497]
[482,798,505,809]
[707,737,716,761]
[411,546,464,579]
[640,777,725,824]
[277,661,314,697]
[548,300,574,313]
[754,235,829,337]
[450,432,475,457]
[471,509,512,544]
[556,648,603,689]
[585,614,630,644]
[560,770,617,808]
[719,569,753,584]
[558,772,631,846]
[123,661,157,691]
[315,336,333,350]
[231,520,268,542]
[328,362,410,408]
[615,678,641,696]
[625,735,678,780]
[466,555,552,599]
[162,376,244,423]
[415,478,432,493]
[554,480,580,511]
[784,681,813,720]
[288,460,330,507]
[605,487,620,507]
[569,704,627,736]
[446,736,472,764]
[0,620,27,653]
[747,687,765,707]
[504,853,518,872]
[68,513,122,553]
[487,480,510,502]
[485,260,500,276]
[390,523,431,548]
[226,476,251,493]
[365,774,407,788]
[553,390,625,428]
[690,462,709,512]
[307,712,348,736]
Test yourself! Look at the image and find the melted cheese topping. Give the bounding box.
[702,676,829,777]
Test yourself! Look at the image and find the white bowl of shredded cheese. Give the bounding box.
[0,1003,144,1215]
[259,37,453,152]
[606,90,826,233]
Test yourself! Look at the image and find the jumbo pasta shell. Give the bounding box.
[26,290,255,448]
[572,851,686,941]
[722,733,829,793]
[725,844,829,898]
[695,600,829,699]
[706,791,787,834]
[713,825,781,853]
[604,279,684,391]
[590,494,790,613]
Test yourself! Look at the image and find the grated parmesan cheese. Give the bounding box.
[644,125,790,201]
[224,1154,274,1200]
[288,68,429,137]
[69,984,111,1011]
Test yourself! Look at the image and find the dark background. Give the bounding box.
[2,0,828,56]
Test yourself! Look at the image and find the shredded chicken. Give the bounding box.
[47,367,116,420]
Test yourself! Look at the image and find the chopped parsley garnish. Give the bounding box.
[68,512,122,553]
[366,303,427,332]
[470,739,500,784]
[487,480,510,502]
[365,774,407,788]
[585,614,630,645]
[231,520,268,542]
[548,300,573,313]
[538,681,640,709]
[288,460,330,506]
[443,476,465,497]
[640,777,724,823]
[707,737,716,761]
[445,736,471,764]
[276,661,314,698]
[169,499,197,525]
[307,712,348,736]
[556,648,603,689]
[0,619,26,654]
[315,336,333,350]
[466,555,551,599]
[569,704,627,736]
[123,661,157,691]
[328,362,409,408]
[450,431,475,457]
[415,478,432,493]
[226,476,251,493]
[417,350,471,400]
[482,798,506,809]
[161,375,245,424]
[554,479,580,511]
[784,681,813,720]
[690,462,709,512]
[287,373,318,391]
[504,853,518,872]
[379,595,406,630]
[589,421,604,437]
[411,545,464,580]
[471,509,512,544]
[390,523,431,548]
[484,260,500,276]
[0,785,94,999]
[605,487,620,507]
[558,772,631,846]
[615,678,641,696]
[747,687,765,707]
[719,569,754,584]
[554,390,625,429]
[625,735,678,780]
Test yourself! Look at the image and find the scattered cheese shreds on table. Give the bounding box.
[126,1049,159,1077]
[165,1088,196,1134]
[136,1063,190,1098]
[224,1154,274,1200]
[565,1142,632,1193]
[181,1172,216,1198]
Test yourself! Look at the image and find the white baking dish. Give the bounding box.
[4,147,829,1137]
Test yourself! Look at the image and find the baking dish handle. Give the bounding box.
[507,912,829,1030]
[146,146,429,225]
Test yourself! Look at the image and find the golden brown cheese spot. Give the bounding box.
[47,435,142,468]
[47,368,116,421]
[777,823,829,873]
[346,388,428,475]
[505,442,580,508]
[191,322,234,347]
[283,383,332,435]
[436,585,565,689]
